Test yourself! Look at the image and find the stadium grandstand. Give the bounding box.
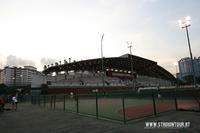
[42,54,176,93]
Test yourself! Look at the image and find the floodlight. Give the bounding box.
[177,16,196,88]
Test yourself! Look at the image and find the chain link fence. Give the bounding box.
[31,88,200,124]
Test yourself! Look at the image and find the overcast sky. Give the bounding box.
[0,0,200,75]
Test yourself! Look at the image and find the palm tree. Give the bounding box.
[43,65,47,70]
[64,59,68,64]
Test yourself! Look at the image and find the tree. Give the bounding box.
[0,84,7,94]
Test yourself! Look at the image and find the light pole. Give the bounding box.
[178,16,196,88]
[127,41,135,91]
[101,34,105,94]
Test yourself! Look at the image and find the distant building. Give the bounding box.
[0,66,46,88]
[178,57,200,80]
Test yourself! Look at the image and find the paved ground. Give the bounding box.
[0,102,200,133]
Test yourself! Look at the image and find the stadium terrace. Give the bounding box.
[42,54,175,94]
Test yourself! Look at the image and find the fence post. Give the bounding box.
[95,92,99,119]
[53,95,56,109]
[38,95,41,106]
[63,95,66,111]
[31,96,33,104]
[34,96,36,104]
[152,92,157,116]
[34,96,37,104]
[198,90,200,111]
[33,96,34,104]
[193,90,200,111]
[50,95,53,109]
[43,95,46,107]
[122,95,126,124]
[174,89,178,111]
[35,96,37,105]
[76,93,79,113]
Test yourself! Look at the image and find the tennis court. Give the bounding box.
[31,88,200,123]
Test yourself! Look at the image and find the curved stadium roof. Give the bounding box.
[43,54,175,82]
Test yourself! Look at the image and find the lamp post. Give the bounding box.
[178,16,196,88]
[127,41,135,91]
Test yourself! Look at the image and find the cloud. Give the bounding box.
[6,55,35,67]
[40,57,57,66]
[0,57,5,68]
[155,57,179,75]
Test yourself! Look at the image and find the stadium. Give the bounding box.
[34,54,199,123]
[42,54,176,94]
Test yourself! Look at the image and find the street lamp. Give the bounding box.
[127,41,135,91]
[178,16,196,88]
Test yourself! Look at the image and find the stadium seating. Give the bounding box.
[47,71,172,88]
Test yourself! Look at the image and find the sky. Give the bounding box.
[0,0,200,75]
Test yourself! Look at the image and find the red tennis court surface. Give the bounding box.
[118,101,198,119]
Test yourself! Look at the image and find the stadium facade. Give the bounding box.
[42,54,175,94]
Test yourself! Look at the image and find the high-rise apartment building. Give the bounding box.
[178,57,200,80]
[0,66,46,88]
